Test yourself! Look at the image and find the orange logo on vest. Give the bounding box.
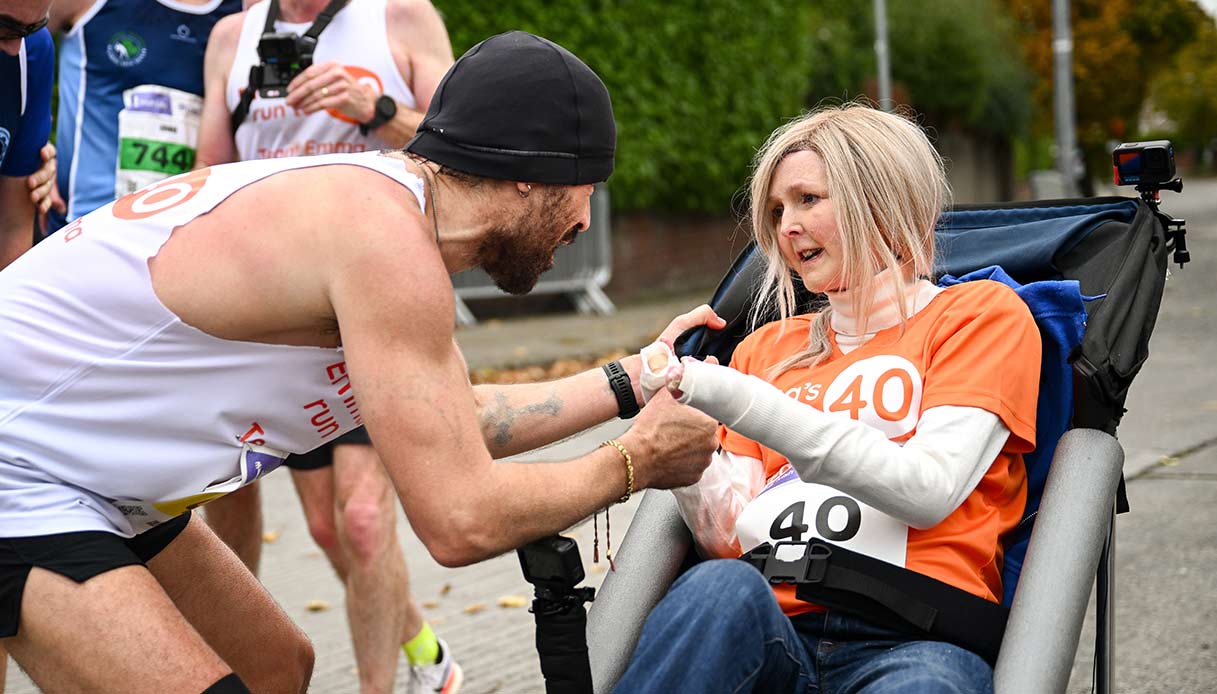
[113,168,212,220]
[327,66,384,124]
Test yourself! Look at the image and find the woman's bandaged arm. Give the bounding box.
[674,361,1010,529]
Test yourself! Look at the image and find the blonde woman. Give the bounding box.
[616,105,1041,693]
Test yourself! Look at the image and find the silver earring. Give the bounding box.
[519,184,532,198]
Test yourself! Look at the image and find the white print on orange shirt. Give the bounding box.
[820,355,923,439]
[785,381,823,403]
[256,140,368,159]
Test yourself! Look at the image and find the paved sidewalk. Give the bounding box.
[456,289,713,372]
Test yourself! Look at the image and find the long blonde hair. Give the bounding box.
[746,104,949,377]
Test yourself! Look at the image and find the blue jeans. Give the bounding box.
[614,559,993,694]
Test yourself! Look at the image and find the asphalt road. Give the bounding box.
[1064,178,1217,693]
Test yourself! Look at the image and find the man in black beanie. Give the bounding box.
[404,30,618,295]
[0,31,723,692]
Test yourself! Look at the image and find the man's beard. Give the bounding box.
[477,188,572,295]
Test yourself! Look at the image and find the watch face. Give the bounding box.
[377,95,397,120]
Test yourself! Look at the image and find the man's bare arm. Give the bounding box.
[375,0,454,144]
[324,172,716,567]
[472,306,725,459]
[194,13,244,169]
[472,364,625,460]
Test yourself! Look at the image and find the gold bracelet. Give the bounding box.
[601,439,633,504]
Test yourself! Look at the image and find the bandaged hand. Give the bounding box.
[638,341,718,404]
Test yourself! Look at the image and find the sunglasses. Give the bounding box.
[0,14,49,42]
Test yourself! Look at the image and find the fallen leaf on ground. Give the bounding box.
[262,530,280,543]
[589,564,607,573]
[422,600,439,609]
[497,595,528,608]
[305,599,330,612]
[440,583,452,596]
[463,603,487,615]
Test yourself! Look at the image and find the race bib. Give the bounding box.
[109,443,287,533]
[115,85,203,199]
[735,465,908,567]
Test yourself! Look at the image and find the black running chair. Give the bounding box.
[583,195,1184,694]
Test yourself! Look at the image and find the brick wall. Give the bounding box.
[604,213,748,301]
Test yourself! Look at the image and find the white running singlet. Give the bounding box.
[0,151,426,538]
[226,0,418,160]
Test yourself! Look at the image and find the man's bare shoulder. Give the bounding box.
[385,0,450,48]
[311,163,457,349]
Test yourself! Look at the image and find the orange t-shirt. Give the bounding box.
[720,280,1041,616]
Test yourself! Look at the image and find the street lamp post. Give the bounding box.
[1053,0,1079,197]
[874,0,892,111]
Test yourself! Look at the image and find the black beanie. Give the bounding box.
[404,31,616,185]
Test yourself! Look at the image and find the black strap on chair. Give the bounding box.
[229,0,347,133]
[741,540,1009,665]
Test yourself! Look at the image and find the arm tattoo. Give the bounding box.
[482,390,564,448]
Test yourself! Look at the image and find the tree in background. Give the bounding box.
[806,0,1031,136]
[1000,0,1210,174]
[1146,18,1217,171]
[431,1,813,214]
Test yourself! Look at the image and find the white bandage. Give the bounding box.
[638,341,680,404]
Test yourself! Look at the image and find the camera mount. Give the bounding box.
[1113,141,1189,267]
[1134,180,1190,268]
[518,536,595,694]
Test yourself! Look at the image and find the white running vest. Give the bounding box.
[0,151,426,538]
[226,0,417,160]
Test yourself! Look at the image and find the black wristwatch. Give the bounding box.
[359,94,397,136]
[602,360,640,419]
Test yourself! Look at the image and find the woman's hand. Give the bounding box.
[657,304,726,346]
[667,355,718,399]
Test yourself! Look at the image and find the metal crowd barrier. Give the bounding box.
[451,185,616,326]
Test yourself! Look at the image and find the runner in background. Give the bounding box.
[46,0,242,232]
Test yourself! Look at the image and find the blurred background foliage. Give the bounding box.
[432,0,1217,211]
[1000,0,1212,175]
[431,1,814,214]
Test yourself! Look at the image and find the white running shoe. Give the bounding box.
[407,638,463,694]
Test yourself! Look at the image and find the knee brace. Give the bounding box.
[202,673,250,694]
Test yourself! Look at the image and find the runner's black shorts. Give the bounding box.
[283,426,373,471]
[0,510,192,637]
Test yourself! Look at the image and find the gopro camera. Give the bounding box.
[518,535,585,593]
[1112,140,1176,187]
[255,32,316,98]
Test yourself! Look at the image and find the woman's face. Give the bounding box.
[768,150,844,293]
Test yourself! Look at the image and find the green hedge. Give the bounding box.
[431,1,813,214]
[804,0,1031,138]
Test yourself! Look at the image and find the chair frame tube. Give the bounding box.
[993,428,1124,693]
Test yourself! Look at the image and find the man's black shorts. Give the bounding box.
[284,426,373,471]
[0,510,192,637]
